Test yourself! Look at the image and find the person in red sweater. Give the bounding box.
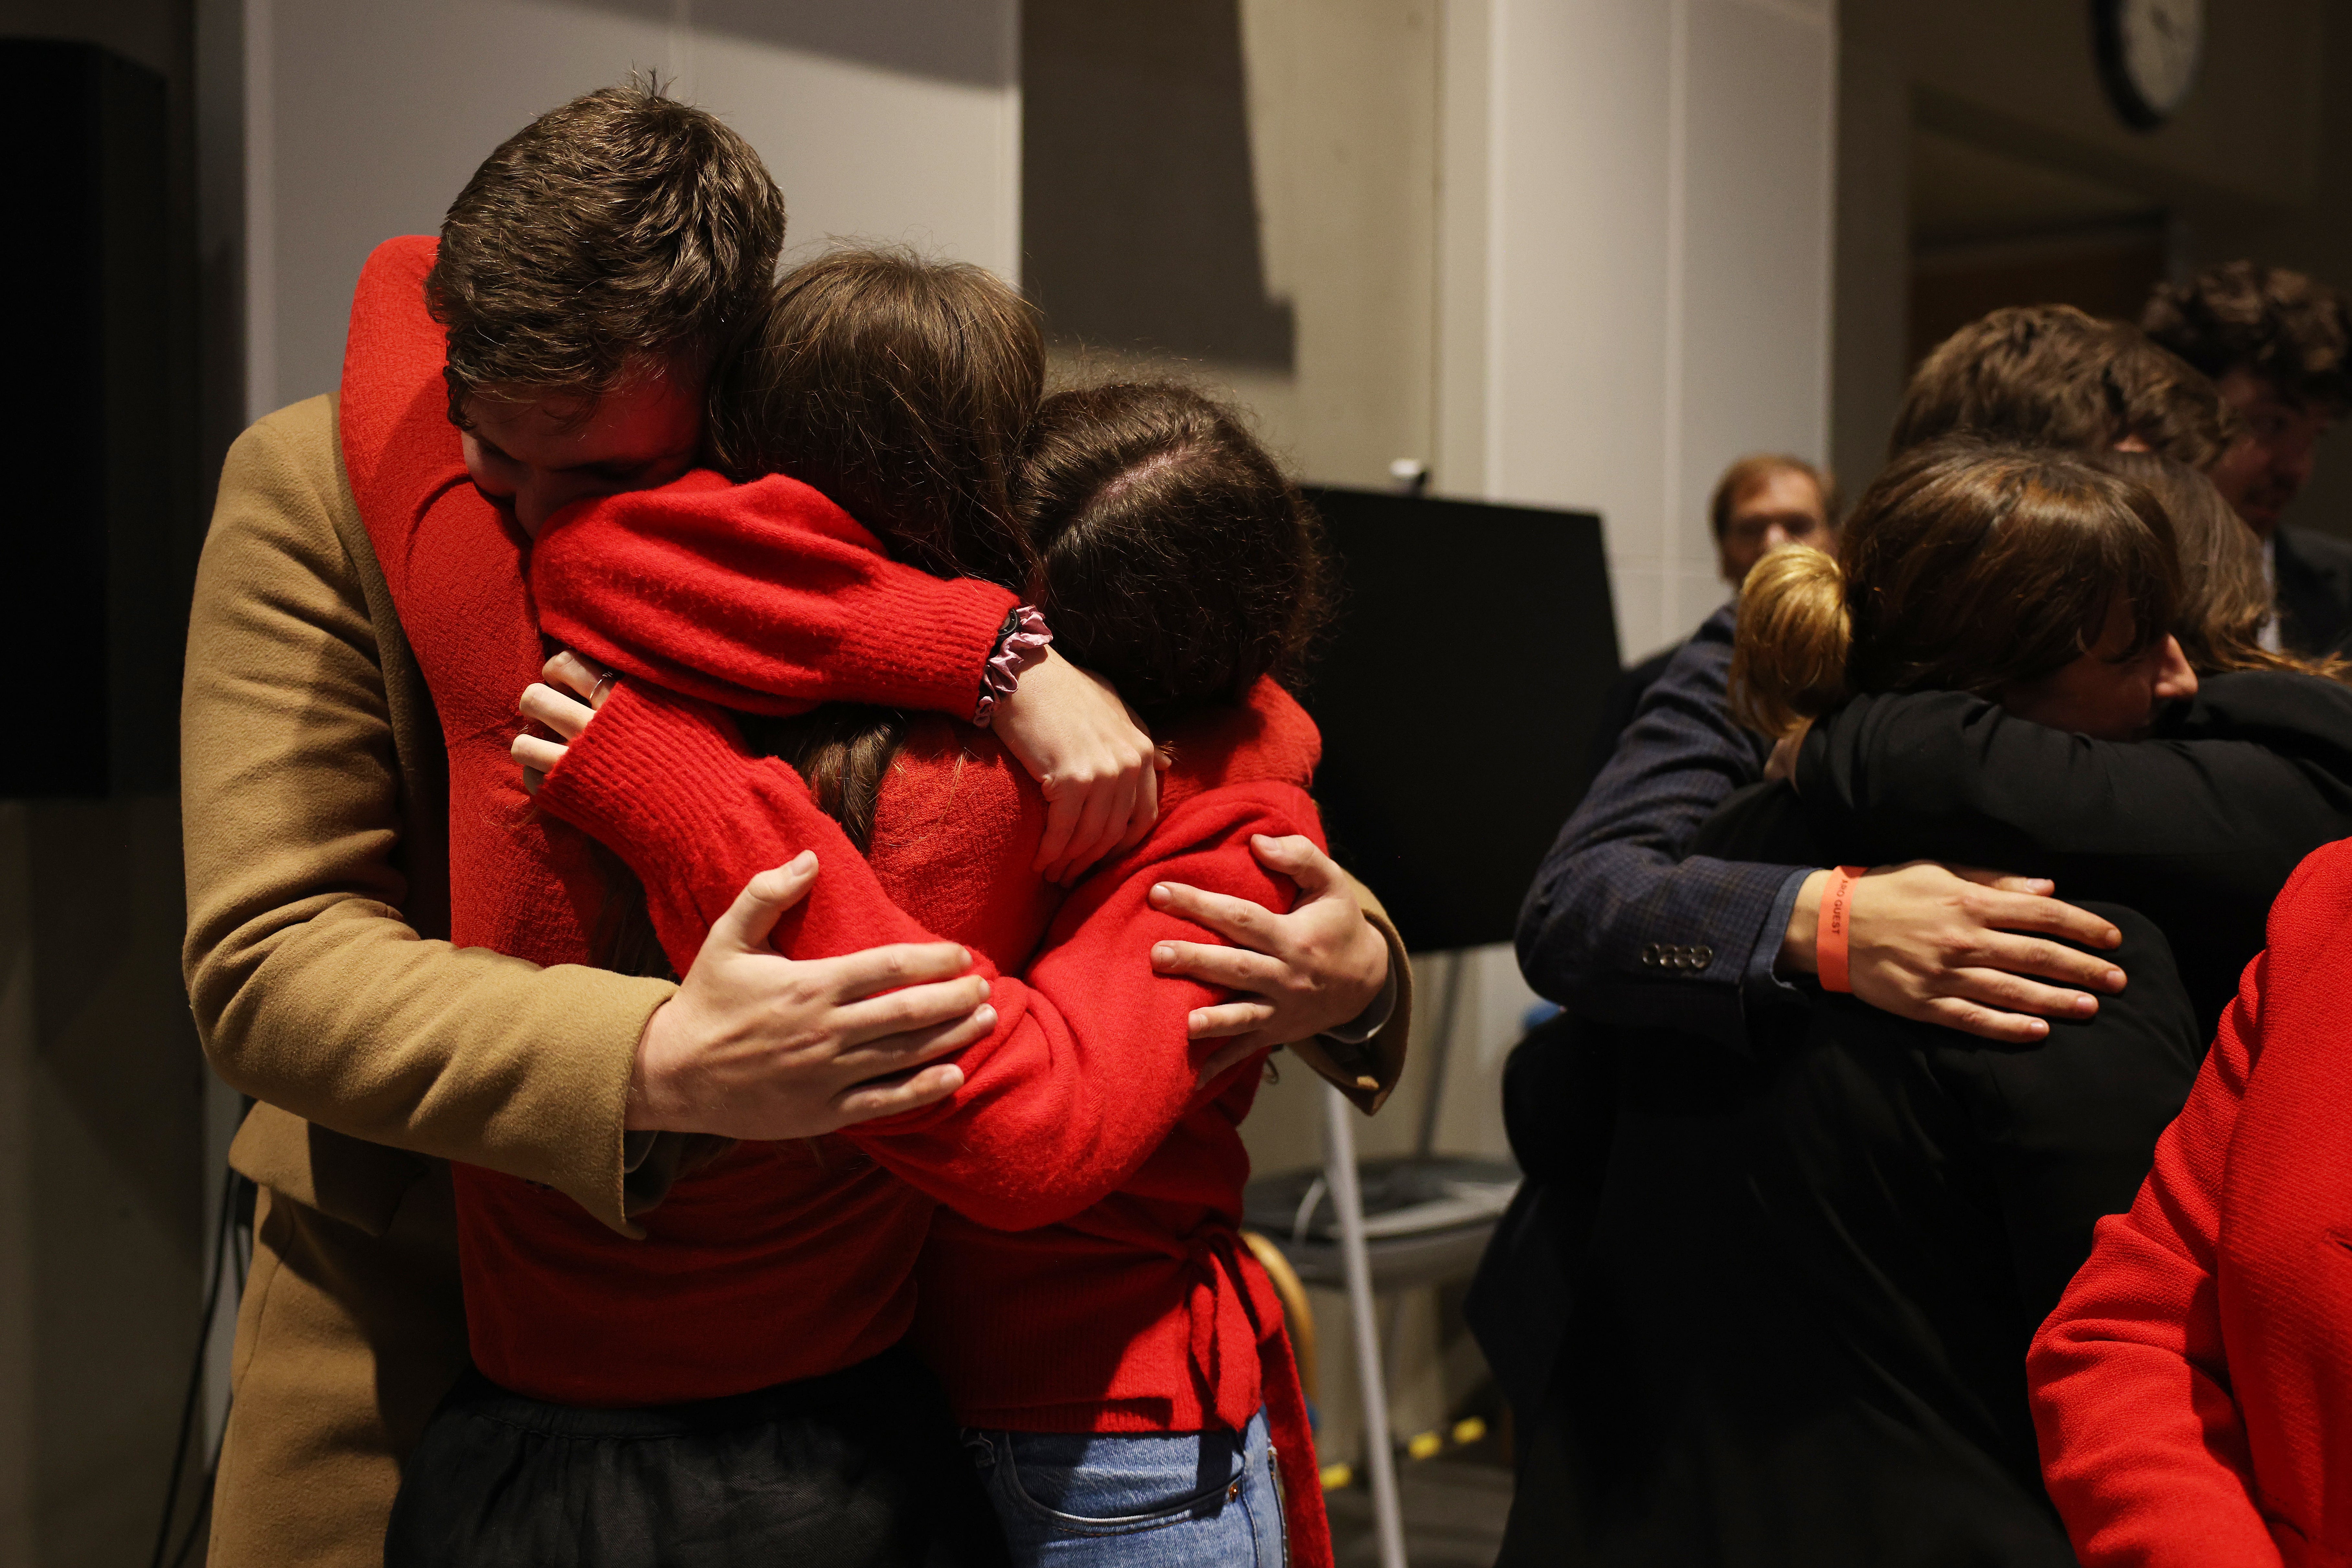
[381,250,1395,1565]
[2027,836,2352,1568]
[523,370,1349,1566]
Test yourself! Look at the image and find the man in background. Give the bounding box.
[1585,453,1837,774]
[2144,261,2352,655]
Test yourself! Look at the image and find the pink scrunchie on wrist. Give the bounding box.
[971,605,1054,728]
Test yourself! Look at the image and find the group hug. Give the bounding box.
[180,79,2352,1568]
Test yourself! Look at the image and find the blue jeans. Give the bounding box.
[963,1410,1287,1566]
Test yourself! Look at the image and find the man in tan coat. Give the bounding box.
[184,85,1410,1565]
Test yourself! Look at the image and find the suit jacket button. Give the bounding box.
[1692,945,1713,967]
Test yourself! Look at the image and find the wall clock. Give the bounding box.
[2095,0,2205,129]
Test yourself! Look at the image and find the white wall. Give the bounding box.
[244,0,1020,419]
[1460,0,1837,661]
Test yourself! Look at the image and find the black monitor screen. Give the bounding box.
[1298,487,1620,953]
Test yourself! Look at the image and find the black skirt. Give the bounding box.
[385,1348,1010,1568]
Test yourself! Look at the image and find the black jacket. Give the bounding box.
[2275,522,2352,659]
[1495,788,2201,1568]
[1791,669,2352,1037]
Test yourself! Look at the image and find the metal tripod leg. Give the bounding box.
[1324,1083,1406,1568]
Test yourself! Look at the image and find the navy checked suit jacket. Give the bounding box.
[1516,601,1806,1049]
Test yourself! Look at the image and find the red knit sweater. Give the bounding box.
[2028,835,2352,1568]
[337,237,1023,1399]
[536,678,1332,1563]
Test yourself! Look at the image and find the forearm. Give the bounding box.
[532,472,1017,720]
[539,687,1302,1225]
[1518,611,1792,1046]
[1301,873,1412,1111]
[2027,984,2265,1566]
[1798,691,2285,869]
[1518,842,1807,1049]
[183,400,665,1231]
[537,681,945,972]
[196,902,662,1206]
[862,800,1311,1228]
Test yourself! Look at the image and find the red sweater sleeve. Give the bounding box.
[2026,959,2278,1567]
[530,468,1018,720]
[536,680,1320,1231]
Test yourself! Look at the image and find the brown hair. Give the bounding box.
[427,80,786,423]
[710,247,1046,593]
[1018,382,1332,717]
[2090,449,2342,678]
[2143,261,2352,415]
[703,249,1048,848]
[1892,305,2242,471]
[745,381,1333,849]
[1708,453,1840,541]
[1731,439,2180,737]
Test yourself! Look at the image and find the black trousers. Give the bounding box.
[385,1348,1011,1568]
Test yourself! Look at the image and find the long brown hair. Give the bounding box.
[708,247,1048,851]
[708,246,1044,590]
[595,250,1046,975]
[1731,439,2181,737]
[2090,449,2342,678]
[1018,381,1332,719]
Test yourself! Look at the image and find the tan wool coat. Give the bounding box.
[181,393,1412,1566]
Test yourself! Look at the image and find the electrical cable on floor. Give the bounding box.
[146,1162,241,1568]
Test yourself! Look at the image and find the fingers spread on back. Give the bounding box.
[819,941,975,1006]
[1151,940,1285,994]
[833,1062,965,1126]
[1148,882,1274,948]
[1188,1000,1277,1039]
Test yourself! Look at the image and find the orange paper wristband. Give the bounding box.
[1817,865,1867,994]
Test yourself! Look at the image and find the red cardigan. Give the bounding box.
[2028,835,2352,1568]
[337,237,1023,1398]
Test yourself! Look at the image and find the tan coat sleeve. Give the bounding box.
[182,395,670,1234]
[1285,871,1414,1116]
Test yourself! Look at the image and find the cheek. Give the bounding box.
[2093,662,2164,733]
[2209,445,2263,500]
[460,434,509,494]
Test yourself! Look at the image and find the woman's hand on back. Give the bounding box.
[1778,859,2129,1043]
[994,648,1168,884]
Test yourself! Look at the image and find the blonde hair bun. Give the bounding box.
[1730,545,1850,738]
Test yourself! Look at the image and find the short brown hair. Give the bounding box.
[427,80,785,422]
[1731,439,2179,737]
[1892,304,2241,471]
[2142,261,2352,415]
[1019,381,1332,716]
[1707,453,1839,541]
[710,247,1044,593]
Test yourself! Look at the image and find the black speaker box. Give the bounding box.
[1,40,177,797]
[1301,487,1621,953]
